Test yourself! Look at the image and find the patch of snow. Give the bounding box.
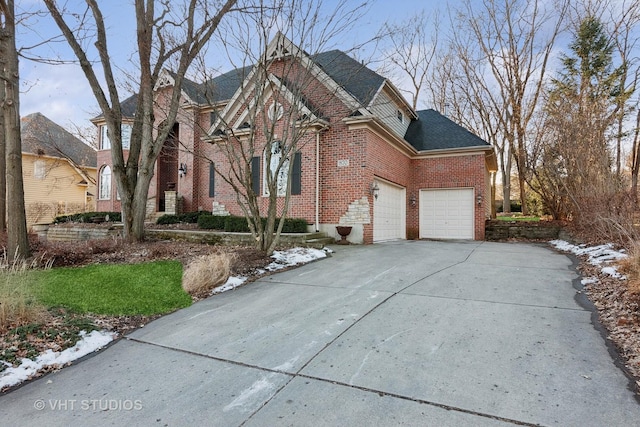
[212,276,247,294]
[602,266,626,279]
[550,240,628,280]
[0,330,115,390]
[581,277,599,285]
[266,247,327,271]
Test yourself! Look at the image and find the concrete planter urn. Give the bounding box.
[335,226,352,245]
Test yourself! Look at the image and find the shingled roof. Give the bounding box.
[312,50,385,107]
[21,113,97,168]
[404,109,491,152]
[115,48,386,116]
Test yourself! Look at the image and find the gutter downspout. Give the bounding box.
[315,131,320,232]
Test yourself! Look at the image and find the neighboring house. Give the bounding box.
[21,113,97,227]
[94,33,496,243]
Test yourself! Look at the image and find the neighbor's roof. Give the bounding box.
[21,113,97,168]
[404,109,491,152]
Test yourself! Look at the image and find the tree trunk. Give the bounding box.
[501,148,512,214]
[0,80,6,231]
[1,0,30,259]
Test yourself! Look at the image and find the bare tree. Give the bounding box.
[446,0,567,214]
[533,15,630,220]
[0,0,30,259]
[378,10,439,110]
[632,104,640,204]
[600,0,640,192]
[200,0,370,254]
[43,0,238,242]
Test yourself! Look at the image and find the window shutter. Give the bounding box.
[291,152,302,195]
[209,163,215,198]
[251,156,261,195]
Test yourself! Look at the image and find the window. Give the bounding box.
[100,124,132,150]
[121,124,132,149]
[397,109,404,123]
[264,141,302,197]
[209,163,215,198]
[100,126,111,150]
[267,141,289,196]
[33,160,46,180]
[99,165,111,200]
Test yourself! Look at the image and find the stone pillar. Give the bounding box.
[165,191,177,215]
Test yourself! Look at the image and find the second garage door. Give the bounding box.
[420,188,474,239]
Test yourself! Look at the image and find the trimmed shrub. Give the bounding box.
[197,215,308,233]
[280,218,308,233]
[156,214,180,225]
[182,252,234,298]
[197,214,228,230]
[53,212,121,223]
[224,215,250,232]
[178,211,210,224]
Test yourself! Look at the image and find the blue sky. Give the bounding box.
[16,0,443,137]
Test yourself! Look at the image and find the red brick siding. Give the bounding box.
[410,154,488,240]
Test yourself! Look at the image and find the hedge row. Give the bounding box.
[197,214,308,233]
[156,211,212,225]
[53,211,122,223]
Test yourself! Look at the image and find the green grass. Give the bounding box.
[30,260,191,316]
[496,215,540,222]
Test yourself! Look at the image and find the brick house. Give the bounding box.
[94,33,496,243]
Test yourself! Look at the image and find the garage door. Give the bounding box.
[373,179,406,242]
[420,188,474,239]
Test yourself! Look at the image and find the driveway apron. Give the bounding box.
[1,240,639,426]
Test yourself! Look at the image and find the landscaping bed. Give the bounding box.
[0,232,276,391]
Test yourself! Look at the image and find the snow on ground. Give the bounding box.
[1,246,329,391]
[550,240,628,279]
[0,330,115,391]
[214,246,328,295]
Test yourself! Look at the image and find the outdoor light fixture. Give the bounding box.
[178,163,188,178]
[476,192,483,205]
[409,194,417,207]
[370,182,380,199]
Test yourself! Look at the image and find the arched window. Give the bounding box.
[266,141,289,196]
[99,165,111,200]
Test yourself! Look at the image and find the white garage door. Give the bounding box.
[373,179,406,242]
[420,188,474,239]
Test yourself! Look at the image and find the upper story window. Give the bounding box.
[33,160,46,180]
[100,124,132,150]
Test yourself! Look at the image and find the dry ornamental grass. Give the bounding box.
[182,252,235,298]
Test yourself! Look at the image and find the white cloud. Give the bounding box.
[20,61,99,130]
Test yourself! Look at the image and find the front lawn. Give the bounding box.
[31,260,190,316]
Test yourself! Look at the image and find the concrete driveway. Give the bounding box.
[1,240,639,426]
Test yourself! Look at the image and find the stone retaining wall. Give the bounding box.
[40,224,324,247]
[484,221,563,241]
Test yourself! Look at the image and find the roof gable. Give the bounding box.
[311,50,385,107]
[21,113,97,168]
[404,109,491,152]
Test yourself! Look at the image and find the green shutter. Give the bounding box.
[209,163,215,197]
[251,157,261,195]
[291,152,302,195]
